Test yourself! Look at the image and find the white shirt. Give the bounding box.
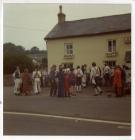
[12,70,21,79]
[90,66,100,80]
[103,66,110,75]
[74,68,83,77]
[32,70,41,79]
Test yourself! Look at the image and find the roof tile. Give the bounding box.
[45,13,131,40]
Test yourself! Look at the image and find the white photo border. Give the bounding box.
[1,0,134,140]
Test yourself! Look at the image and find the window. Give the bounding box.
[64,43,73,55]
[125,51,131,63]
[108,40,116,52]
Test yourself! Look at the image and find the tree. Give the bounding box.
[30,46,39,53]
[4,42,34,74]
[4,43,25,54]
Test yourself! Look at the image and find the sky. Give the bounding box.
[3,3,131,50]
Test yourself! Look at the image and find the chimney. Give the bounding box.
[57,5,66,23]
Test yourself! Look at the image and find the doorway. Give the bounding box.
[62,63,73,69]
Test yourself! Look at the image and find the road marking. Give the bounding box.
[118,126,131,130]
[4,111,131,126]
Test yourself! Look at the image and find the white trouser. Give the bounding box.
[33,78,41,94]
[14,79,22,94]
[76,85,82,92]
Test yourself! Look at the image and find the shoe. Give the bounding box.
[100,91,103,95]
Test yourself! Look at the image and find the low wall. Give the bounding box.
[4,75,14,86]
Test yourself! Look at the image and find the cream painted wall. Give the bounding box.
[47,32,131,70]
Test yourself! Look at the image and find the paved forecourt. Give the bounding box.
[3,86,131,135]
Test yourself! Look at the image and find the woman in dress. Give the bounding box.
[22,68,32,96]
[113,65,122,97]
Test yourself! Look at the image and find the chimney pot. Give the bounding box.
[58,5,66,23]
[59,5,62,13]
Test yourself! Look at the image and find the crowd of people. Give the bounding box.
[12,62,131,97]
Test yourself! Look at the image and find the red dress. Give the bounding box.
[22,72,32,94]
[113,68,122,88]
[64,74,70,92]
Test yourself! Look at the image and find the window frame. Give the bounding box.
[64,43,73,56]
[107,39,116,53]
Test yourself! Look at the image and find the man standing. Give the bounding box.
[49,65,57,96]
[57,65,65,97]
[90,62,103,96]
[12,66,22,95]
[103,63,111,87]
[75,66,83,93]
[121,65,127,96]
